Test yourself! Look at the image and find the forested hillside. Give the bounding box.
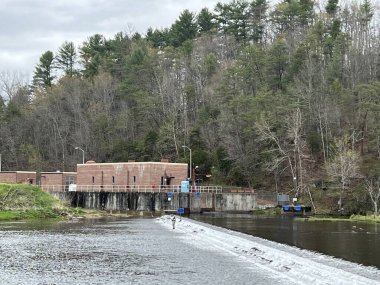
[1,0,380,212]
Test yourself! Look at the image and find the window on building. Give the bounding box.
[92,176,95,184]
[65,176,75,186]
[133,176,136,183]
[112,176,115,184]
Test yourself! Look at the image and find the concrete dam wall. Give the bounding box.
[50,192,257,212]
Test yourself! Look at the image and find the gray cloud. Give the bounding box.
[0,0,229,77]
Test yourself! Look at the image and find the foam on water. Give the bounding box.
[157,215,380,284]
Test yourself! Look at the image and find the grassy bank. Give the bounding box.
[0,183,138,221]
[299,214,380,223]
[0,183,77,221]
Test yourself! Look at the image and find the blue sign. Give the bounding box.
[181,180,190,193]
[196,192,201,198]
[177,208,184,214]
[167,192,172,198]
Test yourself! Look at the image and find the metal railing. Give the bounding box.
[222,186,256,193]
[41,184,223,193]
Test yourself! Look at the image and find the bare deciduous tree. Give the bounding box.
[256,106,311,198]
[365,178,380,216]
[326,136,361,210]
[0,71,28,102]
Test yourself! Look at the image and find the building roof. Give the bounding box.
[40,172,77,175]
[0,171,36,174]
[77,162,187,166]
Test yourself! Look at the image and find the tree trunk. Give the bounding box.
[374,202,378,217]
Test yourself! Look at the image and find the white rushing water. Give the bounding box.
[157,215,380,285]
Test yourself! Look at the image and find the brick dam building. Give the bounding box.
[0,160,259,213]
[76,160,188,191]
[40,160,189,192]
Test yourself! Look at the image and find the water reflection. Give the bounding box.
[190,213,380,269]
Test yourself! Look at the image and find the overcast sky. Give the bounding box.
[0,0,232,78]
[2,0,377,79]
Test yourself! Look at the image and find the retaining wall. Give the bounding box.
[49,192,257,212]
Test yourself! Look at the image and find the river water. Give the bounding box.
[190,213,380,269]
[0,215,379,284]
[0,218,284,285]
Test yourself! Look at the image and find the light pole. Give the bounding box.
[75,147,85,164]
[182,145,192,185]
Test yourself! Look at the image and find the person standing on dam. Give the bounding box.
[171,215,176,229]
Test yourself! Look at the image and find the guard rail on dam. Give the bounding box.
[41,184,223,193]
[42,185,273,213]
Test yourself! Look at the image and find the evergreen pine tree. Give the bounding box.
[32,50,55,89]
[56,41,77,77]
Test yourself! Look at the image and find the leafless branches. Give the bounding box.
[365,178,380,216]
[326,135,361,209]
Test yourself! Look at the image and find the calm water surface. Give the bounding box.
[190,213,380,269]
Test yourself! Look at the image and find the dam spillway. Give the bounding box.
[50,191,258,213]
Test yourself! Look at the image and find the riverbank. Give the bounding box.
[0,206,136,221]
[0,183,62,220]
[0,183,135,221]
[300,214,380,223]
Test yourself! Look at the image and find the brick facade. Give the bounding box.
[40,172,77,191]
[77,162,188,187]
[0,171,37,184]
